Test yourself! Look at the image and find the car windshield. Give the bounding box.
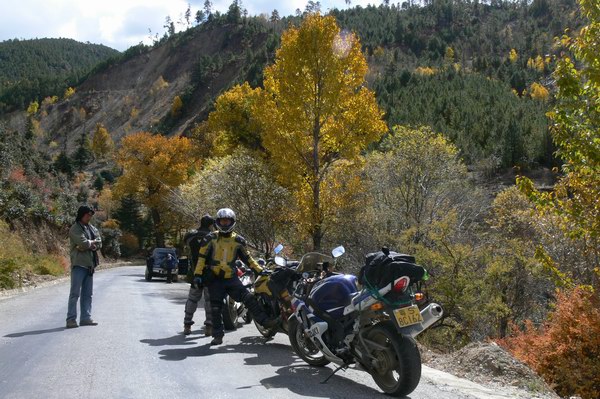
[152,248,177,265]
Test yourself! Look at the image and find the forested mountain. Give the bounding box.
[0,0,582,242]
[0,38,119,112]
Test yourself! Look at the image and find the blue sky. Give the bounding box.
[0,0,380,51]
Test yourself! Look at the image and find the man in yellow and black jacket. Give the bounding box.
[193,208,277,345]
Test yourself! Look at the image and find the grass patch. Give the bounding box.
[0,221,66,289]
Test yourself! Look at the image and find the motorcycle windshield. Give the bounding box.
[297,252,334,273]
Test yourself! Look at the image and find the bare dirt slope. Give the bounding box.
[423,342,559,399]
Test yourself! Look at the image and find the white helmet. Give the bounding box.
[215,208,236,233]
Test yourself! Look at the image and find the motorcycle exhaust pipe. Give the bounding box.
[402,303,443,338]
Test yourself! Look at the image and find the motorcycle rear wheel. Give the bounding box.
[288,317,330,367]
[222,296,238,330]
[253,295,276,337]
[366,322,421,397]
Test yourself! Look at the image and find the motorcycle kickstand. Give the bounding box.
[320,363,349,384]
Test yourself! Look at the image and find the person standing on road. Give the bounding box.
[193,208,277,345]
[66,205,102,329]
[183,214,214,336]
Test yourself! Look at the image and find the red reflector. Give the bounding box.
[236,268,244,277]
[393,276,410,293]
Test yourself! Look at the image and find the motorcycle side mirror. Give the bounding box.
[274,244,284,255]
[274,256,286,267]
[331,246,345,258]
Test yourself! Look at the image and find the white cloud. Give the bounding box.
[0,0,382,51]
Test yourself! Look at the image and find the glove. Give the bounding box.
[192,276,203,288]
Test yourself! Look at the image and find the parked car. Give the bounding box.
[145,248,179,282]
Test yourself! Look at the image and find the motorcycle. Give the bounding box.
[252,244,301,338]
[288,246,443,397]
[222,260,254,330]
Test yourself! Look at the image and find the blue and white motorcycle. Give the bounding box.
[282,246,443,397]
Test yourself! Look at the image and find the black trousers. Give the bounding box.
[207,276,267,338]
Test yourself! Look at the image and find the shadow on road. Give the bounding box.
[4,326,65,337]
[260,365,395,398]
[155,334,296,366]
[142,290,188,305]
[140,333,202,347]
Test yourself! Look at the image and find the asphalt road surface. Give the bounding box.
[1,266,516,399]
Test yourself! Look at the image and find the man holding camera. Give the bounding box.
[66,205,102,329]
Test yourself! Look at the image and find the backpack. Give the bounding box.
[358,247,426,289]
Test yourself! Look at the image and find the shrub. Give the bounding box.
[119,232,140,257]
[34,255,66,276]
[0,258,18,289]
[100,227,122,259]
[498,287,600,399]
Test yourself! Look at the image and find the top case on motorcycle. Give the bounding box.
[359,249,425,288]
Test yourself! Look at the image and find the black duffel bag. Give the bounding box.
[359,247,426,289]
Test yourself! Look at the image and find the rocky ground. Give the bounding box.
[421,342,561,399]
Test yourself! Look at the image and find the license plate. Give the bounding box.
[393,305,423,327]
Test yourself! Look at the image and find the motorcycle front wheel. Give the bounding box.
[288,317,330,367]
[366,322,421,397]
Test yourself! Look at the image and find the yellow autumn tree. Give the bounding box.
[444,46,455,64]
[509,48,518,63]
[529,82,549,101]
[518,0,600,289]
[91,123,114,160]
[171,96,183,118]
[207,82,265,155]
[114,132,197,247]
[258,14,387,249]
[26,101,39,115]
[97,187,117,219]
[64,87,76,99]
[415,66,436,76]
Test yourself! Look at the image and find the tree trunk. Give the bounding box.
[311,111,322,251]
[151,208,165,248]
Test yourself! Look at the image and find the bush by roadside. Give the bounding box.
[0,221,67,289]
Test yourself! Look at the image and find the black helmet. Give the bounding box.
[215,208,236,233]
[199,214,214,229]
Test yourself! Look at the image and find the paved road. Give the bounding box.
[0,266,514,399]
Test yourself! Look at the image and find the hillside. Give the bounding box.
[0,38,119,113]
[3,20,274,155]
[1,1,582,170]
[0,1,583,242]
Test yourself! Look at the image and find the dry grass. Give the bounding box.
[0,221,66,289]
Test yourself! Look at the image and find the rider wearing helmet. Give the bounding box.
[182,214,215,336]
[193,208,277,345]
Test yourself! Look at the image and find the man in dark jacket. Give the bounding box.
[66,205,102,329]
[182,214,214,335]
